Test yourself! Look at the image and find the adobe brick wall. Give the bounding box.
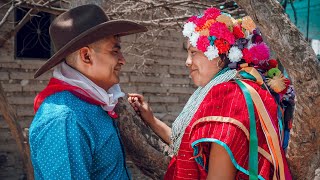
[0,4,195,180]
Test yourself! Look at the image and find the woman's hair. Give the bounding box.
[219,54,230,69]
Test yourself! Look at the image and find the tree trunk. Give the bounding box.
[0,84,34,179]
[114,97,171,179]
[233,0,320,179]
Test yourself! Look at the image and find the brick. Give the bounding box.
[0,142,20,153]
[16,105,34,116]
[151,48,186,59]
[130,76,162,83]
[162,77,190,84]
[169,66,189,75]
[155,59,186,66]
[9,72,34,80]
[19,117,33,129]
[168,86,195,94]
[0,72,9,80]
[18,60,45,70]
[22,83,46,92]
[149,104,167,113]
[161,113,178,123]
[138,86,167,93]
[167,104,185,112]
[121,64,138,72]
[125,56,155,65]
[139,65,169,74]
[0,62,20,68]
[0,130,14,143]
[119,76,129,83]
[149,96,179,103]
[8,96,34,105]
[36,71,52,81]
[1,83,22,92]
[154,113,168,119]
[153,39,182,48]
[120,85,137,93]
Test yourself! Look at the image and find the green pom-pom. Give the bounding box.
[267,68,281,78]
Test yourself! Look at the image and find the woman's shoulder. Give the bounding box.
[206,80,272,100]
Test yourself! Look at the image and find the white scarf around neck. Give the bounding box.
[53,62,125,111]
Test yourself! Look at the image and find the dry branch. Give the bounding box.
[0,4,14,27]
[0,84,34,179]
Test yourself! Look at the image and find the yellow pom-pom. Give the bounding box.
[216,14,233,27]
[242,16,256,32]
[267,73,287,93]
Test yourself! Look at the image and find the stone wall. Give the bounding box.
[0,3,194,179]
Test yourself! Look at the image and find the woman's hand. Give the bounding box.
[128,93,172,145]
[128,93,155,125]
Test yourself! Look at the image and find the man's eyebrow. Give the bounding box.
[113,44,121,49]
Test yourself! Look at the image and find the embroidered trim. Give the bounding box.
[191,138,266,180]
[190,116,272,163]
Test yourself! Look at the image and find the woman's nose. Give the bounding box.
[185,55,192,67]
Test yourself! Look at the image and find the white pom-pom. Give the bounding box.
[204,45,219,61]
[182,22,196,38]
[228,46,243,62]
[189,32,200,47]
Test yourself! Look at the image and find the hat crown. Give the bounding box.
[49,4,109,51]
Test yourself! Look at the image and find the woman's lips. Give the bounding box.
[190,69,197,74]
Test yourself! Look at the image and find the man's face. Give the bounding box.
[185,41,220,87]
[88,36,125,90]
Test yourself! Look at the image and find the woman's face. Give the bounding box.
[186,41,222,87]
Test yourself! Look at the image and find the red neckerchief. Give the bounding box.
[34,78,118,118]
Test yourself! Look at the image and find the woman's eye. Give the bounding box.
[191,51,197,56]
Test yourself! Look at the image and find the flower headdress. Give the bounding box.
[182,8,294,97]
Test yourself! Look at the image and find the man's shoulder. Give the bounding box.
[32,91,95,127]
[32,91,111,130]
[41,91,99,112]
[44,90,87,105]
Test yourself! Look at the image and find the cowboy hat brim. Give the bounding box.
[34,20,147,78]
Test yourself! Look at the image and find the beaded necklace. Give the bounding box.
[171,68,237,155]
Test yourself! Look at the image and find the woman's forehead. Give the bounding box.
[186,41,197,50]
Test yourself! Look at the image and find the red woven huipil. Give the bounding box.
[165,80,288,180]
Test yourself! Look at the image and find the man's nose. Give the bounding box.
[118,52,125,65]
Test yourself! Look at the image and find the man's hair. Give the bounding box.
[65,50,79,67]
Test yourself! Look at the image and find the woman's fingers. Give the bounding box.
[128,93,144,102]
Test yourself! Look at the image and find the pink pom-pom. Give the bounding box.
[187,16,198,23]
[197,36,210,52]
[209,22,235,44]
[195,16,207,27]
[204,8,221,20]
[249,43,270,64]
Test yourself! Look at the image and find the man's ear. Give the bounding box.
[79,47,92,64]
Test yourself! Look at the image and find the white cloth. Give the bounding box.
[53,62,125,111]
